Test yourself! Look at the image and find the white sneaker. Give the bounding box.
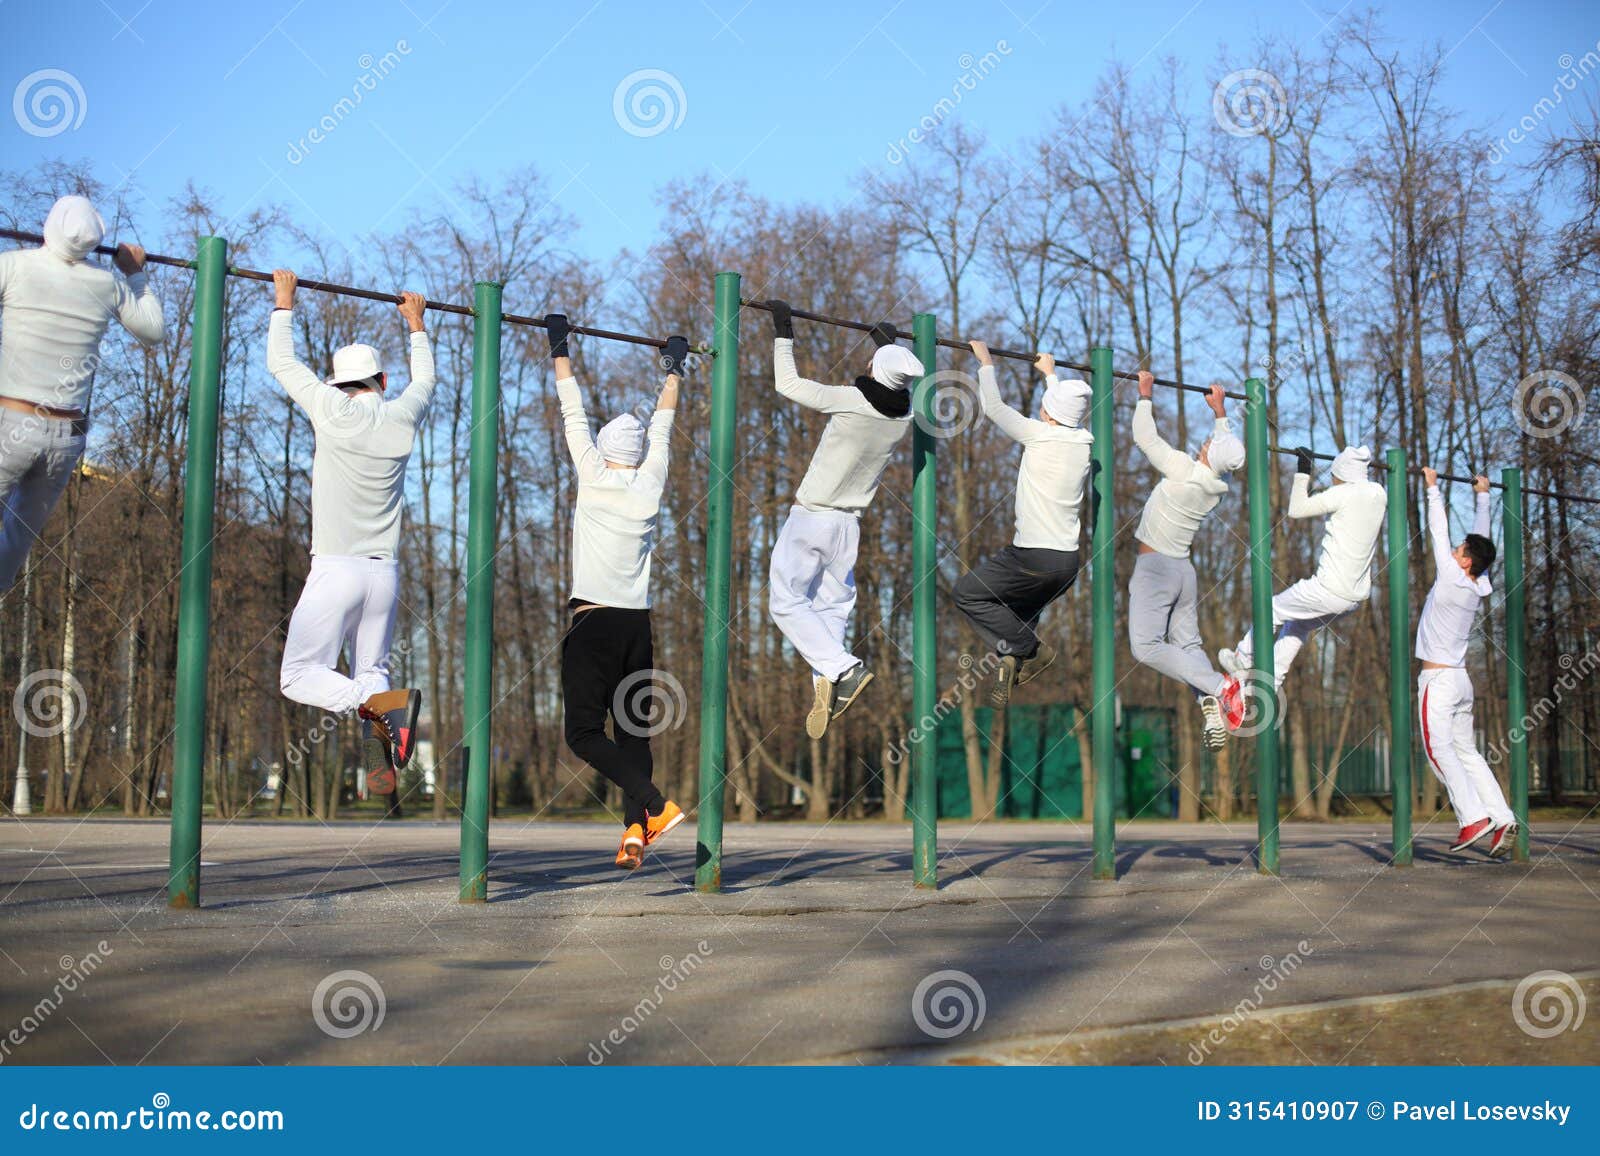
[1218,648,1245,675]
[1198,695,1227,750]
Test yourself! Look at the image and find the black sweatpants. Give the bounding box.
[561,603,666,828]
[952,545,1081,660]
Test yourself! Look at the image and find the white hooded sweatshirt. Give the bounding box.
[1415,486,1493,666]
[1288,472,1388,601]
[0,196,166,412]
[1131,398,1232,559]
[978,365,1094,550]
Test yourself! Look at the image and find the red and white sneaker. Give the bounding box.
[1488,822,1518,859]
[1449,817,1494,853]
[1220,675,1246,732]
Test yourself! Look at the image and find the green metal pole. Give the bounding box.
[1089,347,1116,880]
[1244,377,1280,875]
[459,281,502,902]
[1502,467,1530,862]
[694,272,741,893]
[1386,448,1412,866]
[911,313,938,888]
[168,235,226,909]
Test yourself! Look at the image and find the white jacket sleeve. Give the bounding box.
[639,408,676,488]
[266,309,363,430]
[555,376,606,484]
[1425,485,1454,574]
[113,271,166,346]
[1132,398,1192,479]
[977,365,1035,444]
[383,331,437,429]
[1287,474,1341,519]
[1471,490,1492,537]
[0,250,15,303]
[773,338,871,415]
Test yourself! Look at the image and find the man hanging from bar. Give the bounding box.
[547,313,691,871]
[269,270,427,803]
[954,342,1093,706]
[0,195,166,591]
[763,299,920,739]
[1415,467,1514,856]
[1220,443,1386,698]
[1126,370,1247,750]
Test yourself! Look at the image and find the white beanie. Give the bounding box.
[1042,376,1093,427]
[870,344,924,389]
[1332,444,1371,483]
[1204,424,1246,474]
[42,195,105,262]
[597,414,647,466]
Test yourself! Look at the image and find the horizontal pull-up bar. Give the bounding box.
[1265,442,1600,505]
[1,228,697,354]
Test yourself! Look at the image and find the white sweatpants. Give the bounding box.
[1232,575,1359,689]
[1419,666,1513,828]
[769,505,862,681]
[280,554,399,715]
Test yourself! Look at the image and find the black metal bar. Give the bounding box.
[1264,442,1600,505]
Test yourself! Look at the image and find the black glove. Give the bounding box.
[661,335,690,378]
[869,322,898,348]
[765,299,794,340]
[1294,446,1315,476]
[544,313,571,359]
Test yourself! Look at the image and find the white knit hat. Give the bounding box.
[1332,444,1372,483]
[1042,377,1093,427]
[1205,425,1246,474]
[597,413,647,466]
[327,343,384,387]
[42,195,105,262]
[870,344,924,389]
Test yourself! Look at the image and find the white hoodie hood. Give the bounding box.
[42,195,106,263]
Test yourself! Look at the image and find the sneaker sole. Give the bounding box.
[1202,726,1226,750]
[617,840,644,870]
[805,679,835,740]
[990,660,1018,707]
[1489,826,1517,858]
[363,734,396,796]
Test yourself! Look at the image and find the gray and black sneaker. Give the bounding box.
[1016,644,1056,687]
[1197,695,1227,750]
[805,676,835,740]
[991,654,1020,707]
[811,665,875,738]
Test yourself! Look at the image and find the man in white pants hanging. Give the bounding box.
[1416,467,1513,856]
[1221,444,1386,693]
[1126,371,1247,750]
[954,342,1093,707]
[269,270,430,797]
[763,300,920,739]
[1,195,165,591]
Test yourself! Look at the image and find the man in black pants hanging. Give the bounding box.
[549,313,691,869]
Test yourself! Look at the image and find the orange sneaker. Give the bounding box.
[644,800,685,846]
[616,824,645,870]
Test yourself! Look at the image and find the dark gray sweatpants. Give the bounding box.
[952,545,1080,660]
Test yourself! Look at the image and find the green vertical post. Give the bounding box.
[168,235,226,909]
[1243,377,1280,875]
[695,272,741,893]
[459,281,502,902]
[1089,347,1116,879]
[911,313,938,888]
[1502,467,1530,862]
[1386,449,1412,865]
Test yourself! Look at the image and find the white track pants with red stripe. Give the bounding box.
[1418,667,1513,828]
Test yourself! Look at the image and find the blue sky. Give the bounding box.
[3,0,1596,264]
